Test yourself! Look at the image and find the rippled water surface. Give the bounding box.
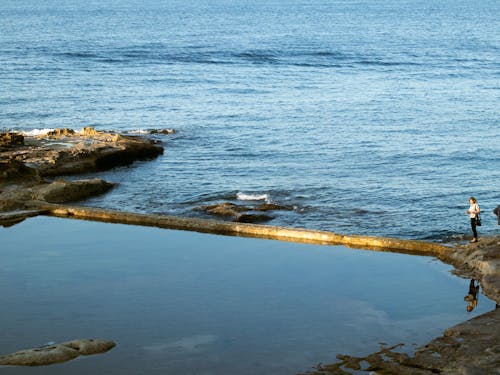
[0,217,495,374]
[1,0,499,240]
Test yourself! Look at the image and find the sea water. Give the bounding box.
[0,216,496,374]
[1,0,499,240]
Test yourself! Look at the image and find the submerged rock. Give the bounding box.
[148,128,176,135]
[194,201,291,223]
[236,213,274,223]
[0,339,116,367]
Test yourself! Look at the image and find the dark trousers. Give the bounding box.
[471,218,478,238]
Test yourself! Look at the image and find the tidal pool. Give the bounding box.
[0,216,495,374]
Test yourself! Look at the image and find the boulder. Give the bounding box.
[0,339,116,366]
[149,128,176,135]
[33,179,115,203]
[195,201,289,222]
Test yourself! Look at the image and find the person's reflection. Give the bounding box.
[464,279,479,312]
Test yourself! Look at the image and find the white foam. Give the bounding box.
[126,129,149,135]
[236,192,270,202]
[21,128,56,136]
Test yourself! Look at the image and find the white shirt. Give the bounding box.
[468,203,480,218]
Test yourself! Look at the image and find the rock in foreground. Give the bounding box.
[0,339,116,366]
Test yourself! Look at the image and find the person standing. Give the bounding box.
[465,197,480,243]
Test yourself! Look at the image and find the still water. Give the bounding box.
[0,217,495,374]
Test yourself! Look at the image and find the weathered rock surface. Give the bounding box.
[33,178,115,203]
[0,209,48,227]
[194,201,292,223]
[10,127,164,176]
[0,127,163,212]
[0,179,114,211]
[0,339,116,366]
[0,132,24,150]
[148,128,176,135]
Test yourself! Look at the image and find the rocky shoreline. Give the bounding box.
[0,127,163,211]
[0,128,498,373]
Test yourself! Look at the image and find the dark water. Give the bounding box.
[1,0,499,240]
[0,217,495,374]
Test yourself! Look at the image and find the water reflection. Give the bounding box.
[464,279,480,312]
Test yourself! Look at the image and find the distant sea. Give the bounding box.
[1,0,499,241]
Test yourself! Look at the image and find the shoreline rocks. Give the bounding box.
[0,127,164,213]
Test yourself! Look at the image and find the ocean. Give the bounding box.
[1,0,499,241]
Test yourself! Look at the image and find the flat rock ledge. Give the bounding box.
[0,127,163,213]
[0,339,116,366]
[0,127,163,178]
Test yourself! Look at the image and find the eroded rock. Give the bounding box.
[194,201,292,223]
[0,127,163,213]
[0,339,116,367]
[0,132,24,150]
[33,178,115,203]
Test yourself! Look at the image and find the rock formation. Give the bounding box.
[0,339,116,366]
[0,132,24,150]
[0,127,163,212]
[194,201,293,223]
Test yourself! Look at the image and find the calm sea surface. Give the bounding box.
[1,0,499,240]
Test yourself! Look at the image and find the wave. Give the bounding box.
[51,45,428,69]
[21,128,56,136]
[236,192,270,203]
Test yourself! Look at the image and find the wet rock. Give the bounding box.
[45,128,75,138]
[236,213,274,223]
[0,132,24,150]
[0,210,48,227]
[2,129,163,176]
[33,178,115,203]
[195,202,249,219]
[0,186,35,211]
[0,339,116,366]
[0,158,39,182]
[195,201,290,223]
[149,128,176,135]
[60,338,116,356]
[81,126,101,136]
[254,203,293,211]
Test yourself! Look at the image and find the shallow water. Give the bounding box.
[0,216,495,374]
[1,0,499,241]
